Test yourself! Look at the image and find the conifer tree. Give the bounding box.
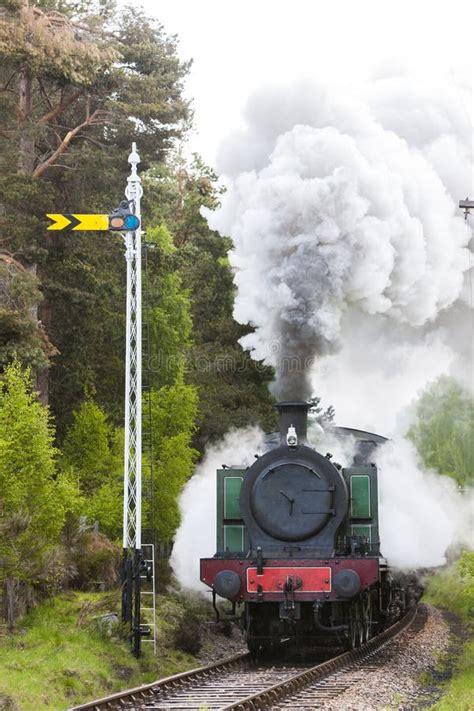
[0,0,191,412]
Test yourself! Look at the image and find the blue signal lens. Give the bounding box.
[124,214,140,230]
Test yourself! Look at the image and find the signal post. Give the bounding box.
[121,144,144,657]
[47,144,146,657]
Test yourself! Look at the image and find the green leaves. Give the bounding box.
[409,375,473,487]
[63,399,114,495]
[0,361,80,618]
[148,380,199,541]
[0,2,117,85]
[62,398,123,538]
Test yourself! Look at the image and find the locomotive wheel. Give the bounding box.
[349,599,368,649]
[247,638,260,654]
[362,595,373,643]
[349,603,361,649]
[357,600,365,646]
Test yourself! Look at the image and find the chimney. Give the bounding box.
[276,401,311,445]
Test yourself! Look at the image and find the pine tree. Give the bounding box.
[0,0,191,412]
[143,155,277,448]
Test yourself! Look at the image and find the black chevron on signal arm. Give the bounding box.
[62,214,82,229]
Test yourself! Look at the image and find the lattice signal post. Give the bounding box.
[46,144,148,656]
[121,143,145,657]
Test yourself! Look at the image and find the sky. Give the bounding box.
[136,0,473,166]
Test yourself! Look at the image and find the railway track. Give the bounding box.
[70,605,424,711]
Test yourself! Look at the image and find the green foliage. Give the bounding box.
[458,550,474,579]
[62,399,123,538]
[0,590,209,709]
[431,640,474,711]
[149,378,199,541]
[63,399,114,494]
[45,233,127,435]
[424,551,474,623]
[144,155,276,447]
[409,376,473,486]
[0,361,80,623]
[0,360,72,542]
[0,2,116,84]
[147,269,193,389]
[82,480,123,540]
[146,224,177,255]
[424,552,474,711]
[0,0,191,412]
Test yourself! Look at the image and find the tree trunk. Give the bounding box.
[18,69,35,175]
[37,267,52,405]
[18,69,51,403]
[5,579,16,630]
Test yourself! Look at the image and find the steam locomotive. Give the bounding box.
[200,401,419,652]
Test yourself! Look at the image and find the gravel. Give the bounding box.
[195,603,457,709]
[307,604,452,710]
[196,620,247,663]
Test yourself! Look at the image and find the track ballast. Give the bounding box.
[70,605,423,711]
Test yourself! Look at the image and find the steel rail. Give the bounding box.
[221,605,419,710]
[70,606,419,711]
[69,649,252,710]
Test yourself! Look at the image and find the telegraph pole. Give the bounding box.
[121,143,144,657]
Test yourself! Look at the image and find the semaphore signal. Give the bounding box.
[46,203,140,232]
[46,144,147,657]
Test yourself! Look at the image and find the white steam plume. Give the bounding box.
[376,437,474,569]
[205,75,472,400]
[171,427,264,591]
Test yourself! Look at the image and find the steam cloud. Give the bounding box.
[172,73,472,588]
[377,437,474,568]
[206,75,472,400]
[171,427,264,590]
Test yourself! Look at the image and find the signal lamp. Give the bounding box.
[109,202,140,231]
[109,211,140,232]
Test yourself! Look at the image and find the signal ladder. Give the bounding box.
[140,543,157,654]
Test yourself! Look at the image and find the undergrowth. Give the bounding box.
[422,550,474,711]
[0,590,207,710]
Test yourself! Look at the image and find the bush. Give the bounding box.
[70,531,121,591]
[171,590,211,655]
[424,550,474,623]
[173,607,202,655]
[154,559,174,594]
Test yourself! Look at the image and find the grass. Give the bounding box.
[0,591,202,710]
[422,550,474,711]
[430,640,474,711]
